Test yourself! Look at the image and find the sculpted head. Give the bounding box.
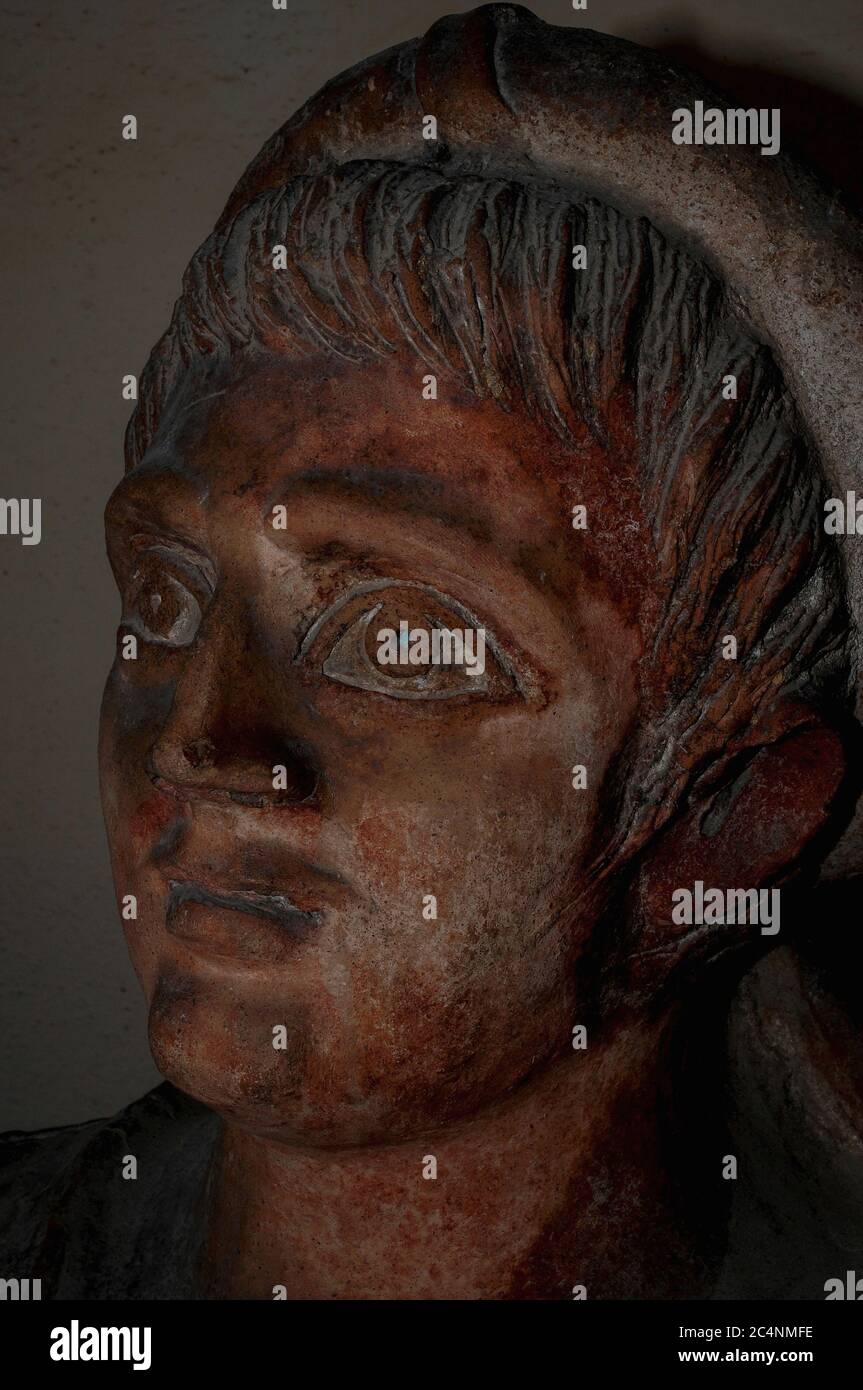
[100,159,853,1147]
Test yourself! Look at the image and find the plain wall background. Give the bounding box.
[1,0,861,1131]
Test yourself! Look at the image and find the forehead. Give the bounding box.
[149,352,572,506]
[111,351,648,610]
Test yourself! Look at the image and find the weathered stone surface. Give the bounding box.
[2,5,861,1300]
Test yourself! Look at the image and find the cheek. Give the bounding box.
[328,704,599,1043]
[354,809,414,895]
[99,680,179,995]
[343,701,600,920]
[307,684,611,1116]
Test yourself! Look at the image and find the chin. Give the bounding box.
[144,951,567,1147]
[146,965,323,1138]
[145,992,507,1151]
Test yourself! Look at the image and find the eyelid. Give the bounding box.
[295,577,522,690]
[130,535,217,595]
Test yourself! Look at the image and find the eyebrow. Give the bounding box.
[267,467,494,546]
[108,459,558,603]
[104,466,216,589]
[271,469,565,603]
[106,459,207,528]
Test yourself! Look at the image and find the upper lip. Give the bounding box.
[159,861,333,915]
[148,801,348,907]
[146,755,319,809]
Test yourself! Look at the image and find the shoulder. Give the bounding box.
[0,1113,101,1185]
[0,1083,218,1299]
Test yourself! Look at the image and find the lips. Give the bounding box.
[165,879,322,963]
[169,878,321,932]
[142,796,347,962]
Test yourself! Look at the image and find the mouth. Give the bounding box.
[165,878,322,962]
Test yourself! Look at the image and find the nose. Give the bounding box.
[149,600,319,806]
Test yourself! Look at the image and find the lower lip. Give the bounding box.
[165,882,321,964]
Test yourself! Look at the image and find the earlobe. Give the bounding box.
[636,721,849,966]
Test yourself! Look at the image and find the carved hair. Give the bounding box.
[127,160,852,863]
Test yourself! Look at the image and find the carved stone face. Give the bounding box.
[100,349,644,1146]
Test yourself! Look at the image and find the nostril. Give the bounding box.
[183,737,216,770]
[273,759,320,805]
[154,736,319,803]
[270,740,321,804]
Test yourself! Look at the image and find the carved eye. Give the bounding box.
[298,581,516,702]
[124,556,202,648]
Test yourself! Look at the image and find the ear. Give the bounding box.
[634,719,850,972]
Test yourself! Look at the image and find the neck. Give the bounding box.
[198,1006,724,1299]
